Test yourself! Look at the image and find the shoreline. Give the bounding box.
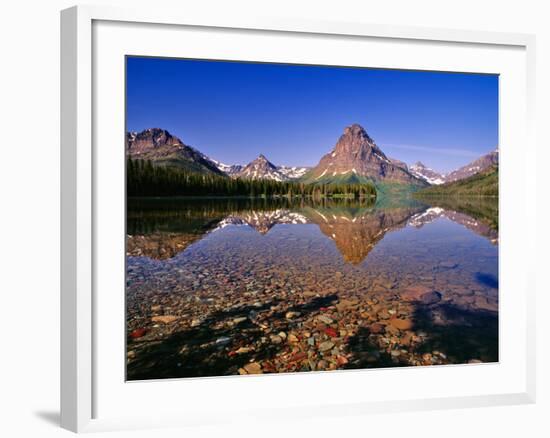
[127,195,378,200]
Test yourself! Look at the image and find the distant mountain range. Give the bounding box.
[126,128,309,181]
[409,162,447,185]
[444,149,498,182]
[415,165,498,198]
[126,125,497,186]
[408,150,498,186]
[212,154,309,182]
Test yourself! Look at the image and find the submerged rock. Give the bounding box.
[318,341,335,352]
[390,318,413,330]
[129,328,147,339]
[317,315,334,325]
[151,315,178,324]
[420,291,442,305]
[369,323,385,334]
[243,362,263,374]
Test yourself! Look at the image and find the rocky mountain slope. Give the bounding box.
[126,128,224,176]
[444,149,498,182]
[302,124,426,186]
[389,157,408,170]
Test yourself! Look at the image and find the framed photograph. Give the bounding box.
[61,5,536,432]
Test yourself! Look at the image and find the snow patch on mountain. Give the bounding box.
[225,154,310,181]
[409,162,446,185]
[208,159,244,176]
[278,166,310,180]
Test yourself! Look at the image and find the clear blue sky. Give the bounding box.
[126,57,498,173]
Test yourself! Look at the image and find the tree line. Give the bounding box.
[415,166,498,198]
[127,158,377,199]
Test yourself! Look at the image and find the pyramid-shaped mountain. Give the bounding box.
[303,124,425,185]
[236,154,287,181]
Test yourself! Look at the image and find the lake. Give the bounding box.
[126,196,498,380]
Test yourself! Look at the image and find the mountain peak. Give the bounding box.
[344,123,370,135]
[125,128,224,176]
[303,124,426,185]
[340,123,373,143]
[332,123,383,159]
[256,153,269,162]
[126,128,183,154]
[250,154,275,167]
[236,154,282,180]
[146,127,168,134]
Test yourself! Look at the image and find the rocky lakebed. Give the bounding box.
[125,197,498,380]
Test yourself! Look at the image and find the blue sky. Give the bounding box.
[126,57,498,173]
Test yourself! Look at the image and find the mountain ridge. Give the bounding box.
[126,127,497,188]
[445,149,498,182]
[126,128,225,176]
[414,165,498,198]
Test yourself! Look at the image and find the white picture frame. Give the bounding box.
[61,4,537,433]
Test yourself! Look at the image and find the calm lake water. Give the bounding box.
[126,196,498,380]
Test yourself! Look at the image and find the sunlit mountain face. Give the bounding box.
[301,124,426,186]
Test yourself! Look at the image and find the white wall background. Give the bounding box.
[0,0,547,436]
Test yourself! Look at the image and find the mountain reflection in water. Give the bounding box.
[126,196,498,380]
[127,197,498,263]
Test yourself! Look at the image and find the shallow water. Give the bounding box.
[126,197,498,380]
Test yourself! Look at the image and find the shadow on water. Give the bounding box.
[127,294,339,380]
[410,302,498,363]
[475,272,499,289]
[344,327,400,369]
[344,301,498,369]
